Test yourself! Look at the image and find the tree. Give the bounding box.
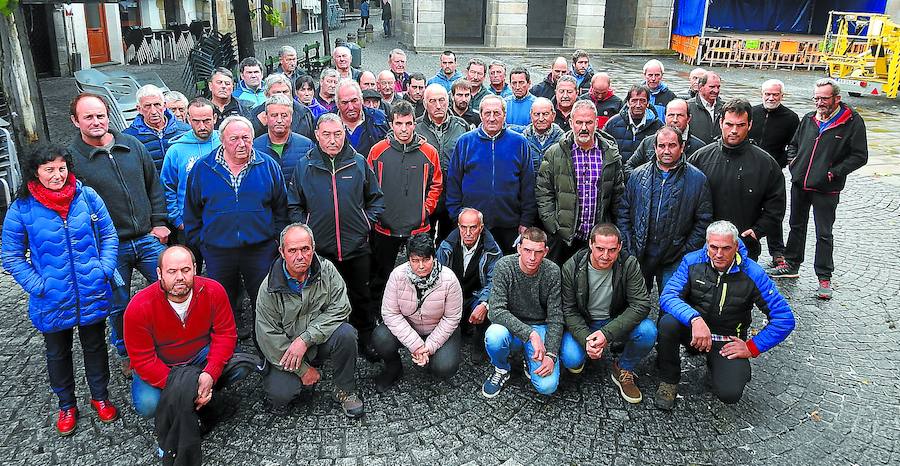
[0,4,49,152]
[233,0,255,60]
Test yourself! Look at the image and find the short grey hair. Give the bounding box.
[320,68,340,82]
[556,75,578,88]
[458,207,484,225]
[265,94,294,112]
[571,99,598,116]
[761,79,785,93]
[389,48,407,60]
[336,78,362,99]
[316,112,343,129]
[424,83,448,100]
[332,46,351,57]
[279,46,297,57]
[279,223,316,249]
[479,94,506,113]
[706,220,740,243]
[218,115,254,138]
[136,84,165,103]
[488,60,506,72]
[264,73,293,95]
[815,77,841,97]
[643,59,665,74]
[163,90,188,104]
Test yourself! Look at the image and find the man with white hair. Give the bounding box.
[642,59,677,121]
[655,220,795,409]
[388,48,409,92]
[314,68,340,114]
[332,46,361,81]
[184,115,289,340]
[249,73,315,139]
[124,84,191,172]
[276,45,304,90]
[377,70,399,106]
[681,67,707,100]
[163,91,189,123]
[509,97,565,174]
[336,79,390,158]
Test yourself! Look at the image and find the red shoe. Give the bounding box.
[57,407,78,436]
[90,399,119,423]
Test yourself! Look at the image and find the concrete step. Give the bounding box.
[410,45,677,57]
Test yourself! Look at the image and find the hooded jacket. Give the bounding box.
[749,103,800,168]
[624,131,708,179]
[250,101,315,140]
[123,109,191,173]
[561,249,650,345]
[233,80,266,108]
[536,130,624,245]
[786,103,868,193]
[427,70,462,92]
[646,81,677,122]
[602,105,665,163]
[381,263,463,354]
[161,131,222,228]
[252,132,315,183]
[661,241,795,357]
[530,73,557,99]
[617,158,713,266]
[436,228,502,306]
[367,133,443,236]
[572,66,595,94]
[446,126,536,229]
[184,148,289,249]
[2,181,118,333]
[288,143,385,261]
[578,90,623,128]
[509,123,566,174]
[688,95,724,144]
[689,139,786,242]
[256,255,351,376]
[69,130,168,240]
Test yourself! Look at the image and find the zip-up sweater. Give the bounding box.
[504,93,536,126]
[602,105,665,162]
[287,144,385,261]
[786,103,868,193]
[123,109,191,173]
[367,133,443,236]
[233,80,266,108]
[250,101,315,140]
[749,103,800,168]
[427,70,462,92]
[646,81,677,122]
[124,276,236,388]
[509,123,566,174]
[184,148,288,249]
[446,126,536,229]
[624,131,708,179]
[69,130,168,240]
[160,131,221,228]
[252,132,315,183]
[577,90,623,129]
[660,242,795,357]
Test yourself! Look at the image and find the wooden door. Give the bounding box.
[85,5,111,64]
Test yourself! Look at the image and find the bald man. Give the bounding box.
[530,57,569,100]
[578,73,622,128]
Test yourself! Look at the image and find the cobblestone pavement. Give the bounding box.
[5,19,899,466]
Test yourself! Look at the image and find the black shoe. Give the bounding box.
[374,360,403,393]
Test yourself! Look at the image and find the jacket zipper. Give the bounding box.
[323,158,356,261]
[803,136,821,190]
[107,152,140,234]
[716,272,727,316]
[63,219,82,323]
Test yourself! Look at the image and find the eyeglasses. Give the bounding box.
[812,95,835,102]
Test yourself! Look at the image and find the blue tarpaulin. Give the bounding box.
[672,0,707,36]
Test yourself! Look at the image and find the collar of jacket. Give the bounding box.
[308,142,358,168]
[236,80,262,95]
[812,102,854,130]
[387,132,425,152]
[475,125,509,141]
[206,146,264,169]
[523,123,564,141]
[560,129,615,156]
[75,129,134,159]
[266,255,322,294]
[420,114,458,131]
[720,138,752,155]
[645,81,670,96]
[618,103,659,125]
[697,239,750,274]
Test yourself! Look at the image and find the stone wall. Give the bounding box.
[484,0,528,48]
[632,0,673,49]
[563,0,605,49]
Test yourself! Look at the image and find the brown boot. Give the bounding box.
[610,361,642,403]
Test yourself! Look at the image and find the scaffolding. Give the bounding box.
[821,11,900,98]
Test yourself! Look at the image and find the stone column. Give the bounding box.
[632,0,673,49]
[563,0,605,49]
[414,0,445,49]
[484,0,527,49]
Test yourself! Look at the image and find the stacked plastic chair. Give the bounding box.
[181,31,238,98]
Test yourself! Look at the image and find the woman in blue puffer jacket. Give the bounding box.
[1,144,120,436]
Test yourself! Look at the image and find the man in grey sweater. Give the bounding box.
[482,228,563,398]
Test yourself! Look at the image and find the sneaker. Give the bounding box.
[333,390,365,418]
[90,399,119,423]
[768,261,799,278]
[655,382,678,410]
[56,407,78,436]
[817,279,833,300]
[768,255,786,269]
[481,367,510,398]
[522,358,531,381]
[567,362,585,374]
[610,361,642,404]
[121,357,133,379]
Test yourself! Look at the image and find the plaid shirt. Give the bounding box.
[215,148,255,194]
[572,142,604,240]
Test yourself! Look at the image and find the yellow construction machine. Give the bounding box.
[821,11,900,98]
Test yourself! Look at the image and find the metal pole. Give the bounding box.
[321,0,331,55]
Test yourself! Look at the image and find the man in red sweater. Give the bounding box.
[124,245,251,417]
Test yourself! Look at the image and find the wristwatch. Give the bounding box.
[545,352,558,362]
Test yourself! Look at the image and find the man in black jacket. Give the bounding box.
[749,79,800,268]
[625,98,708,178]
[530,57,569,100]
[770,79,868,300]
[689,98,785,261]
[249,74,315,140]
[687,71,723,144]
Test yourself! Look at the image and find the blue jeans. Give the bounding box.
[642,260,679,295]
[383,19,391,36]
[131,345,251,418]
[111,234,166,356]
[484,323,560,395]
[560,318,657,372]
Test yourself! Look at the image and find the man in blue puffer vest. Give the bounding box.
[124,84,191,174]
[602,85,664,163]
[655,220,795,410]
[184,115,288,340]
[253,94,315,183]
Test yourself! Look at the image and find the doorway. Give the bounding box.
[526,0,566,46]
[85,5,111,64]
[603,0,638,47]
[24,4,59,77]
[445,0,486,44]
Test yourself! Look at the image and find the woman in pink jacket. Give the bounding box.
[372,234,463,392]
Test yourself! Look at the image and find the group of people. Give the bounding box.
[1,44,868,461]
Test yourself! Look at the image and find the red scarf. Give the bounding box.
[28,173,76,220]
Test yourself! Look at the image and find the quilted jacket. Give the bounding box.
[381,263,463,354]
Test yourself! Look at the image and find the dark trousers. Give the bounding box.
[327,253,377,335]
[784,185,839,279]
[656,314,751,404]
[173,229,203,275]
[44,321,110,409]
[370,233,407,307]
[383,19,391,37]
[371,324,461,378]
[430,208,454,245]
[766,223,785,259]
[461,296,489,338]
[489,226,520,255]
[546,233,584,266]
[202,242,278,328]
[262,323,358,406]
[361,16,369,27]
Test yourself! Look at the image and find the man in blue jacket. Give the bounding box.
[602,85,664,163]
[287,113,385,361]
[504,67,536,126]
[447,94,536,255]
[336,80,389,159]
[642,59,678,123]
[655,220,795,409]
[249,74,315,140]
[252,94,315,182]
[184,115,288,340]
[124,84,191,173]
[160,97,221,272]
[508,98,565,175]
[233,57,266,108]
[427,50,461,92]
